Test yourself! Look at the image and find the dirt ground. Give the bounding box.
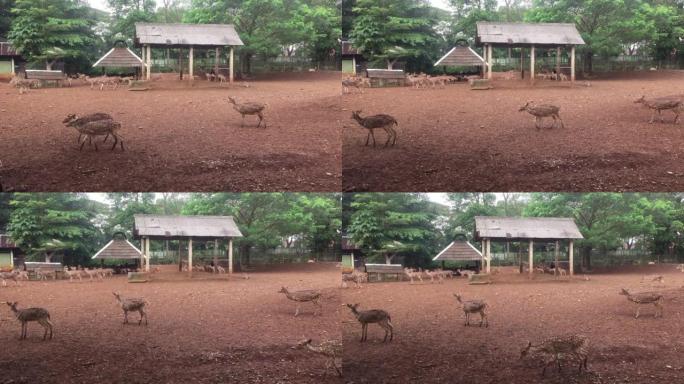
[342,71,684,192]
[0,72,341,192]
[0,263,342,384]
[341,264,684,384]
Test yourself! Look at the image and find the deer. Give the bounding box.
[634,95,683,124]
[520,334,589,376]
[112,292,148,325]
[228,96,266,128]
[293,338,342,377]
[350,110,398,147]
[5,301,53,340]
[278,287,322,317]
[519,101,564,129]
[346,303,393,342]
[619,288,664,318]
[453,294,488,327]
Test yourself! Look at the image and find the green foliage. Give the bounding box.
[349,0,441,70]
[0,0,16,36]
[7,193,102,264]
[106,0,158,43]
[346,193,439,266]
[8,0,96,69]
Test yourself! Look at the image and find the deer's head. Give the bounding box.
[518,102,531,112]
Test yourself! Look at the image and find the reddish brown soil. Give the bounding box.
[0,72,341,192]
[0,263,342,384]
[343,71,684,192]
[341,265,684,384]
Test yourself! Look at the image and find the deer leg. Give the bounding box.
[673,110,679,124]
[635,304,640,319]
[120,139,125,151]
[370,129,377,147]
[79,136,88,151]
[138,309,144,325]
[124,310,129,324]
[294,304,300,317]
[360,324,365,342]
[384,127,392,147]
[535,117,541,129]
[111,135,118,151]
[649,110,656,123]
[103,133,110,143]
[659,110,664,122]
[382,324,389,342]
[241,115,245,128]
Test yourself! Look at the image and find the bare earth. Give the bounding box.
[341,265,684,384]
[0,72,341,192]
[0,263,342,384]
[342,71,684,192]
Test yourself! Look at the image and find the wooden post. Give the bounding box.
[528,239,534,277]
[487,44,493,80]
[570,45,576,83]
[141,47,145,79]
[145,236,150,272]
[178,240,182,272]
[229,47,234,83]
[228,238,233,274]
[520,48,524,79]
[569,240,574,276]
[10,57,15,75]
[189,46,194,80]
[530,45,535,85]
[486,239,491,274]
[188,238,193,277]
[556,47,561,81]
[179,49,183,80]
[215,47,220,76]
[140,237,145,270]
[554,240,559,273]
[146,45,151,81]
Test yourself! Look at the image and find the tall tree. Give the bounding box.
[8,0,96,69]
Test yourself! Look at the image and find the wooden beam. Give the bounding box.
[569,240,574,276]
[188,238,193,277]
[189,46,194,80]
[146,45,151,81]
[570,46,576,83]
[486,239,491,274]
[487,44,492,80]
[215,47,220,76]
[10,57,14,75]
[145,236,150,272]
[520,48,524,79]
[556,46,561,81]
[229,47,234,83]
[228,238,233,274]
[530,44,535,85]
[554,240,559,274]
[528,239,534,277]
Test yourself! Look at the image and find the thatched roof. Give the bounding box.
[434,46,485,67]
[433,240,483,262]
[135,23,244,47]
[0,40,19,57]
[474,217,584,241]
[94,46,144,68]
[134,215,243,239]
[476,22,585,46]
[92,235,142,260]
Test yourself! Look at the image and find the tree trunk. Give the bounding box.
[584,51,593,74]
[46,61,53,70]
[580,246,592,272]
[45,252,52,263]
[384,253,394,264]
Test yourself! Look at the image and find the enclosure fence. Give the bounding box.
[149,247,341,266]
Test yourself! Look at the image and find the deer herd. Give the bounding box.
[344,72,684,148]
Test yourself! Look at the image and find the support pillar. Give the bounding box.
[530,44,535,85]
[189,46,194,80]
[556,46,561,81]
[140,237,146,270]
[10,57,15,75]
[228,238,233,274]
[528,239,534,277]
[520,48,524,79]
[229,47,234,83]
[146,45,151,81]
[487,44,492,80]
[569,240,574,276]
[145,236,150,272]
[215,47,220,76]
[554,240,559,274]
[188,238,193,277]
[141,46,146,79]
[486,239,491,274]
[570,46,576,83]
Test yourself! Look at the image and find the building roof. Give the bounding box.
[474,217,584,241]
[434,46,485,67]
[342,41,360,56]
[0,40,20,57]
[94,46,144,68]
[135,23,244,47]
[476,22,585,46]
[133,215,243,239]
[433,240,483,261]
[0,234,20,250]
[92,236,142,260]
[342,236,360,251]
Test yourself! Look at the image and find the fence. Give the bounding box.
[489,55,682,73]
[489,248,681,268]
[148,247,341,266]
[146,54,338,76]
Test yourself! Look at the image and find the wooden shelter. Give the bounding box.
[134,23,244,83]
[94,42,144,70]
[474,216,583,276]
[91,232,142,261]
[342,40,364,75]
[0,39,20,76]
[433,239,483,269]
[434,45,486,73]
[0,234,21,271]
[133,214,243,276]
[476,22,585,84]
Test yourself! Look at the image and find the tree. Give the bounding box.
[349,0,440,69]
[0,0,16,37]
[104,193,159,240]
[8,0,96,69]
[106,0,158,42]
[7,193,101,263]
[346,193,439,266]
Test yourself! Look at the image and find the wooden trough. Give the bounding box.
[468,273,492,285]
[469,78,492,90]
[128,271,149,283]
[364,263,404,282]
[366,69,406,88]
